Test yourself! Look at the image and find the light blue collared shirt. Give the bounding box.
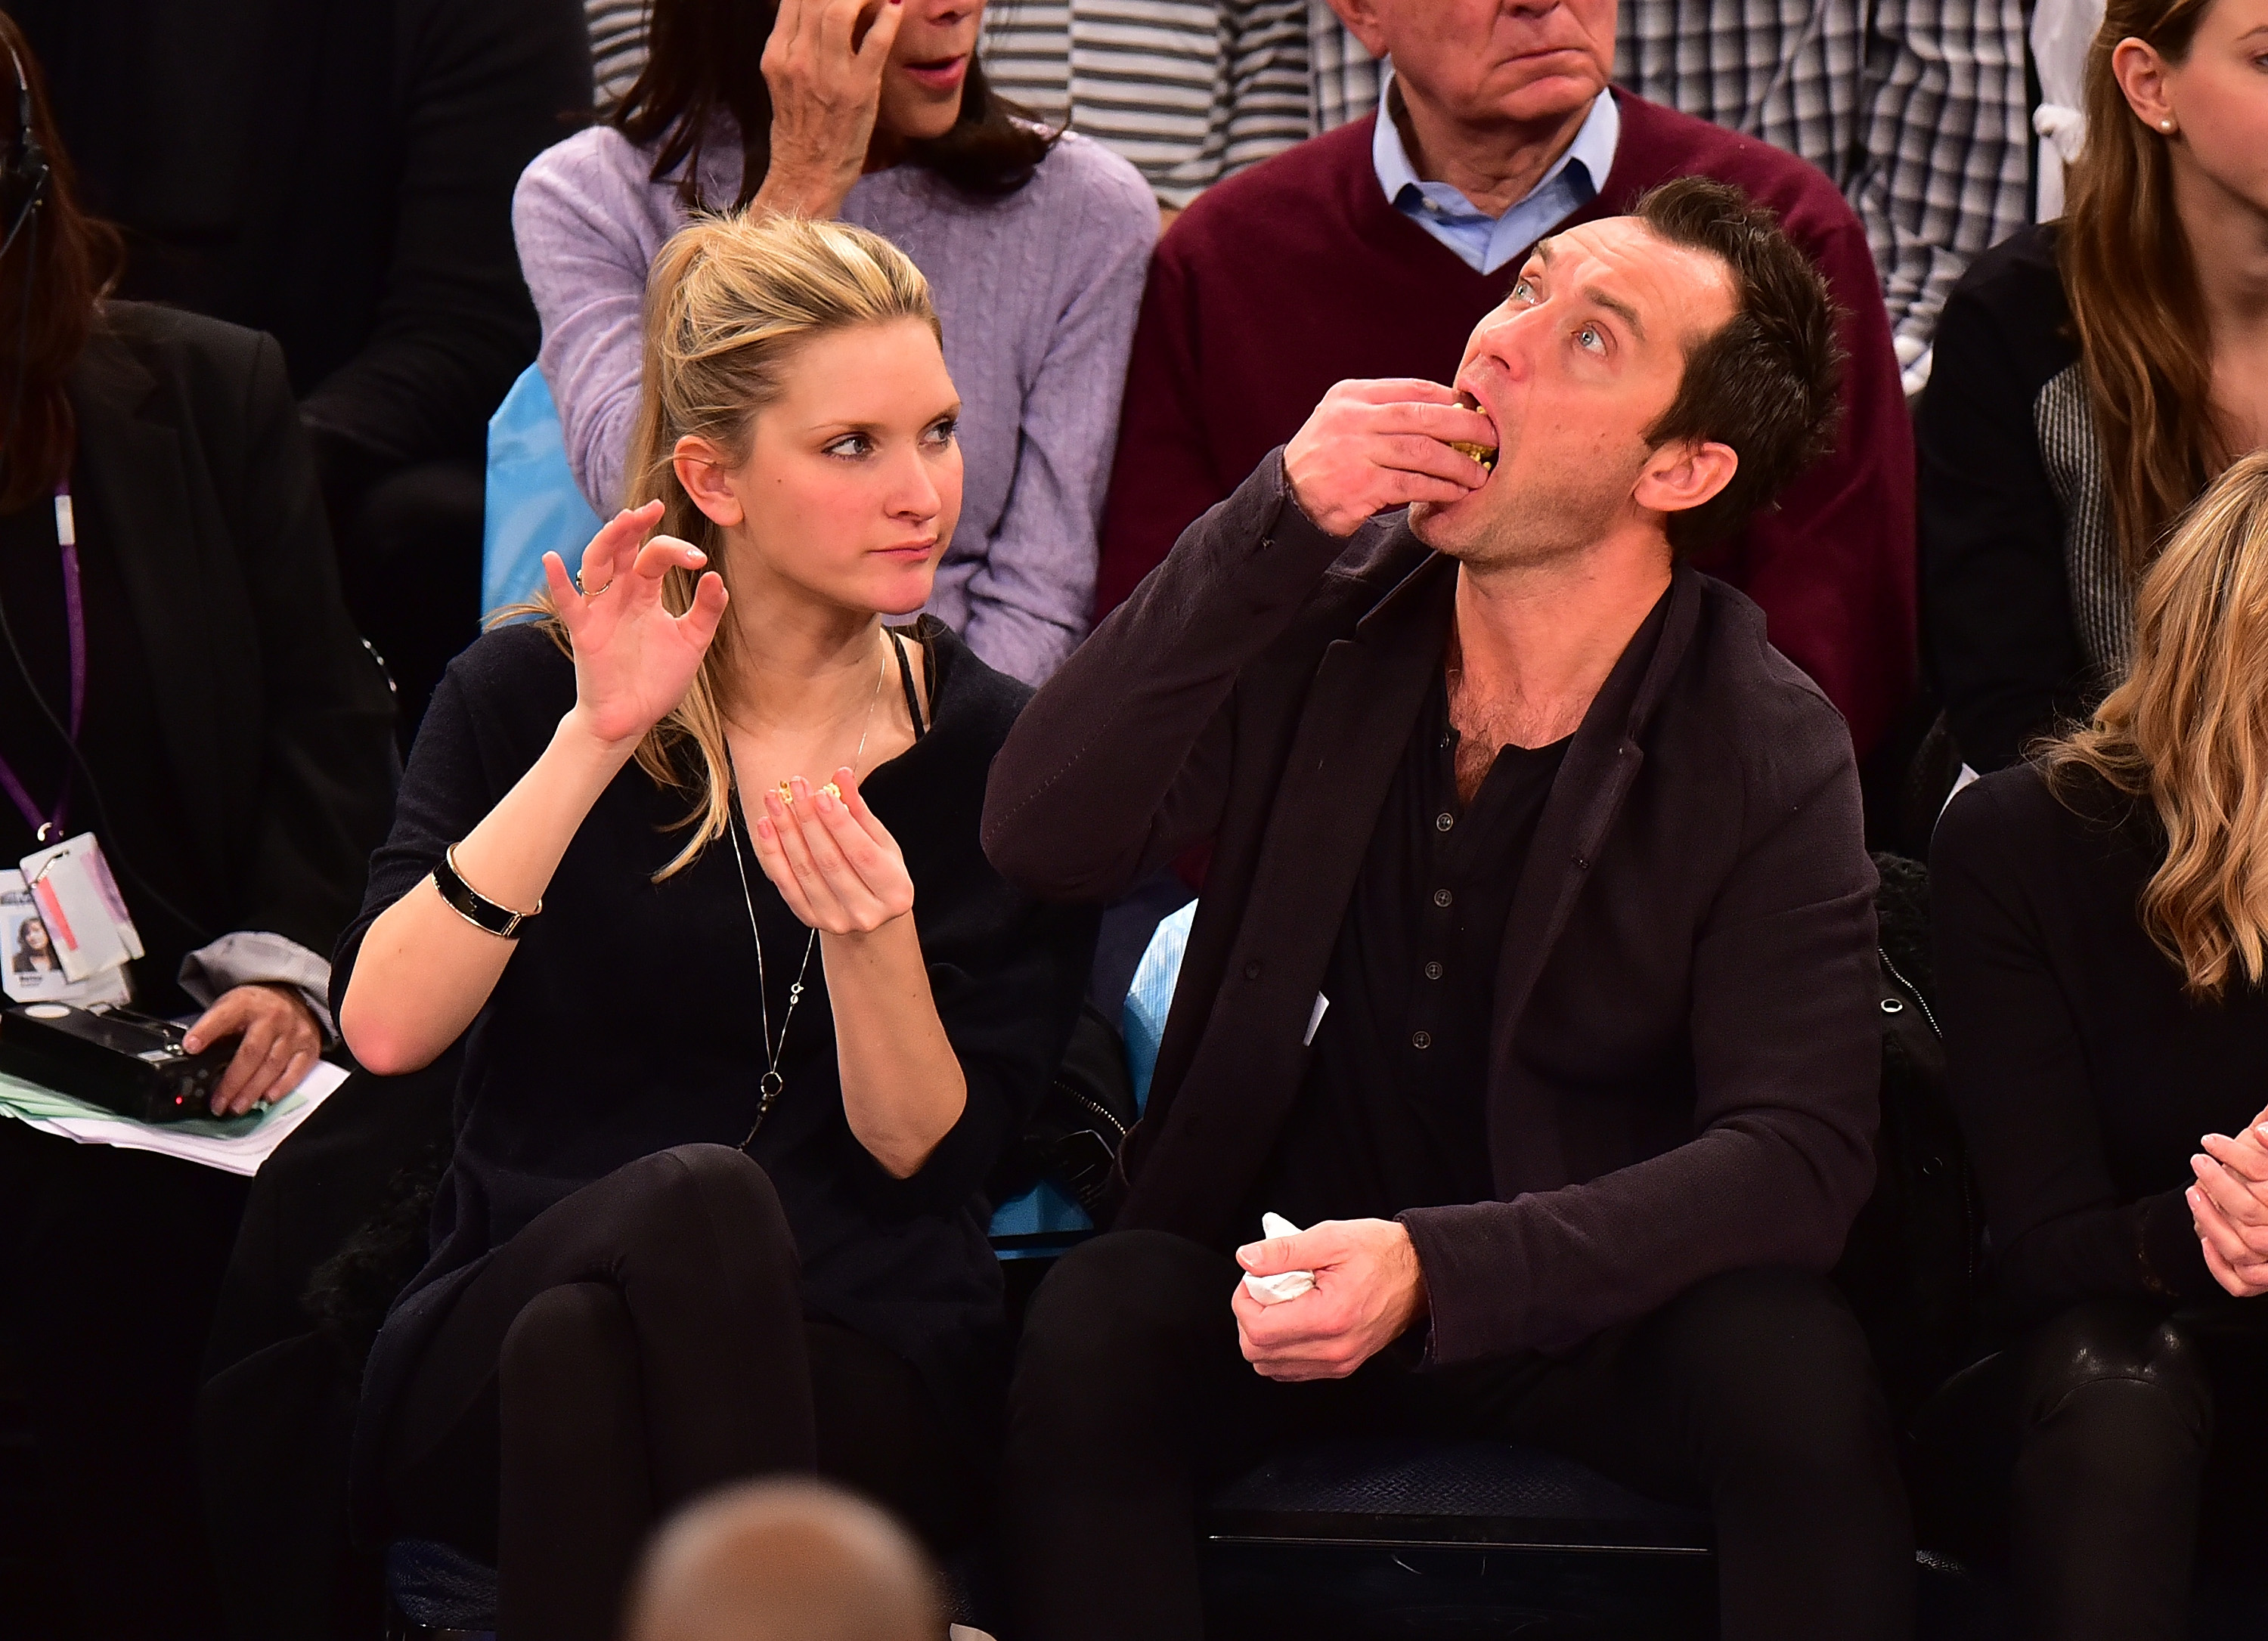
[1372,85,1621,276]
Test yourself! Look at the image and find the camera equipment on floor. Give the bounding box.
[0,1002,230,1122]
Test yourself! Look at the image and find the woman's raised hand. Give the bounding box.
[757,0,906,219]
[544,501,730,750]
[754,769,915,935]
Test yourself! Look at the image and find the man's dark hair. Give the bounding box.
[1635,178,1845,553]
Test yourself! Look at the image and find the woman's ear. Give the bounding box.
[673,435,746,528]
[1634,438,1738,523]
[2111,37,2176,133]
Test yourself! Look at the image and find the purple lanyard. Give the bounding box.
[0,485,85,844]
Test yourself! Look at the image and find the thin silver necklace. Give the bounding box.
[725,636,891,1149]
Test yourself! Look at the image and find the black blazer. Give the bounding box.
[23,0,593,499]
[984,456,1882,1365]
[67,300,399,968]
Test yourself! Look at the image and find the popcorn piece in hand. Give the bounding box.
[1241,1212,1315,1305]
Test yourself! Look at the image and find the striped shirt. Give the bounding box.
[586,0,649,113]
[985,1,1312,207]
[1314,1,2032,385]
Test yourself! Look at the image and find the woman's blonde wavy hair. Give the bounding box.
[507,211,938,879]
[2043,454,2268,997]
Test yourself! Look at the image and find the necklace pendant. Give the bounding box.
[759,1070,785,1101]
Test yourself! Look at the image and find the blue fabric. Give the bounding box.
[1371,85,1619,275]
[482,366,603,623]
[985,901,1194,1250]
[1123,899,1195,1110]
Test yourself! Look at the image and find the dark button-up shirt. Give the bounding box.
[1245,664,1570,1233]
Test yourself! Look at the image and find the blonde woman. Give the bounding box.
[1926,454,2268,1639]
[333,212,1095,1640]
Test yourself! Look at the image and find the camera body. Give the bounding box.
[0,1003,231,1123]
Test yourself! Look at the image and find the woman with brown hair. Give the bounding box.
[1919,0,2268,774]
[1926,454,2268,1638]
[0,17,398,1639]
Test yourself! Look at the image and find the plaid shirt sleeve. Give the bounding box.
[1846,0,2032,389]
[1616,0,2031,393]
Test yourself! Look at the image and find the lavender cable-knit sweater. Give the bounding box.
[514,124,1157,684]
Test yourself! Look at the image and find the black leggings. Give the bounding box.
[1911,1298,2268,1641]
[380,1144,965,1641]
[1002,1230,1913,1641]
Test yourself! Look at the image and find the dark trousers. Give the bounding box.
[1912,1298,2268,1641]
[1002,1230,1914,1641]
[381,1144,965,1641]
[0,1121,249,1641]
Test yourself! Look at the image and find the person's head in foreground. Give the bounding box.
[624,1479,943,1641]
[1415,175,1844,568]
[2044,452,2268,999]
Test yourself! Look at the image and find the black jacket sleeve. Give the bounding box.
[1917,232,2093,774]
[299,0,593,495]
[230,330,403,952]
[981,452,1353,900]
[1931,774,2215,1314]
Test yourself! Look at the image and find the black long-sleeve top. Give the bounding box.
[1917,225,2094,773]
[1932,761,2268,1320]
[21,0,592,504]
[340,621,1096,1485]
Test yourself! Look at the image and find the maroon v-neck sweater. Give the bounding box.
[1094,91,1915,757]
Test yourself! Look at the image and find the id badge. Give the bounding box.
[0,869,131,1006]
[18,833,145,984]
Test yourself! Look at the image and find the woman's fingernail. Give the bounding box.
[183,1036,202,1052]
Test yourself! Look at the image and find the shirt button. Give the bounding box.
[1433,888,1453,908]
[1244,961,1263,980]
[1424,961,1443,981]
[1411,1030,1433,1050]
[1435,812,1455,832]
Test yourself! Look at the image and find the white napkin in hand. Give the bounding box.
[1241,1212,1315,1305]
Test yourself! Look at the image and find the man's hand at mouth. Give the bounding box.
[1284,379,1499,537]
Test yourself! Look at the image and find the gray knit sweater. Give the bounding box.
[513,124,1157,684]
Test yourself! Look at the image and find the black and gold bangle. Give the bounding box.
[432,844,541,939]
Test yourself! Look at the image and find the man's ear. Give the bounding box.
[673,435,745,529]
[1322,0,1390,60]
[1633,438,1737,523]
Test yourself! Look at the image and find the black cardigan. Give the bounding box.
[984,454,1883,1367]
[22,0,592,503]
[1932,762,2267,1320]
[340,620,1096,1521]
[43,301,398,986]
[1917,225,2093,774]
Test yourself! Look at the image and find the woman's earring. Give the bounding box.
[2159,116,2177,133]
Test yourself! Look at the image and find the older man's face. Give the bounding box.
[1338,0,1616,127]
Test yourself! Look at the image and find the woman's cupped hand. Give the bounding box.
[2190,1105,2268,1296]
[544,501,730,751]
[754,769,914,936]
